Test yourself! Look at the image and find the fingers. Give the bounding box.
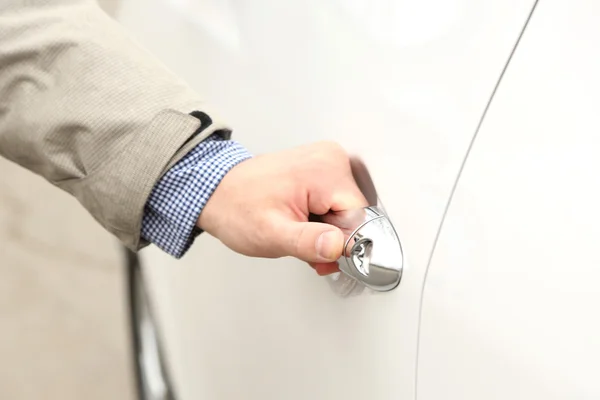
[306,148,368,215]
[275,220,345,263]
[321,208,367,236]
[329,186,369,212]
[309,173,369,215]
[309,261,340,276]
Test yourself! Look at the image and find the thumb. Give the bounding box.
[277,220,345,263]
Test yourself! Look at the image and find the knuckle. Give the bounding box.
[293,224,309,258]
[317,140,345,155]
[307,141,348,169]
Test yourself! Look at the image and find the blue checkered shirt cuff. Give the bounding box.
[141,135,252,258]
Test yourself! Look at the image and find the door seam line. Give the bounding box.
[413,0,541,397]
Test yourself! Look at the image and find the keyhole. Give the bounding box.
[351,238,373,277]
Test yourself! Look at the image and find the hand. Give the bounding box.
[197,141,368,275]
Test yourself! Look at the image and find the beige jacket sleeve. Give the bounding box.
[0,0,231,250]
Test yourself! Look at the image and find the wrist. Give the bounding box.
[196,155,251,235]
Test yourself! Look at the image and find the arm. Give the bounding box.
[0,1,367,274]
[0,0,227,250]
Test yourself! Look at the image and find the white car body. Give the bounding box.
[116,0,600,398]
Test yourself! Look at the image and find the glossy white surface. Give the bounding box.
[418,1,600,398]
[114,0,535,398]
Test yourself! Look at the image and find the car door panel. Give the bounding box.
[111,0,536,398]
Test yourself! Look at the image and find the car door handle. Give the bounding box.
[328,206,403,292]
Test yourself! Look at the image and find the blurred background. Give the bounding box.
[0,1,135,399]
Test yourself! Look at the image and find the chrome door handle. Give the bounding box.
[330,206,403,292]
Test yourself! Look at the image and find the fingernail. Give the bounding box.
[316,230,342,261]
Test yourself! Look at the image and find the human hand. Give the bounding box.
[197,142,368,275]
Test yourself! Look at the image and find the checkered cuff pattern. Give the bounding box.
[141,136,252,258]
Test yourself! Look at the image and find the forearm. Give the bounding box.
[0,0,229,249]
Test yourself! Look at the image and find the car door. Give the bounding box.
[417,1,600,398]
[112,0,536,398]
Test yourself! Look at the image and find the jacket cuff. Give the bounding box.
[66,109,229,251]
